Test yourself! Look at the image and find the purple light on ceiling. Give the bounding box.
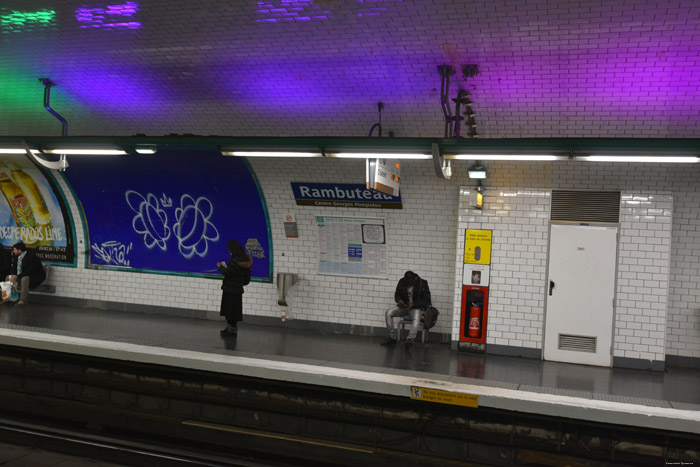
[217,55,418,120]
[47,61,174,120]
[75,1,141,29]
[354,0,399,18]
[256,0,400,22]
[256,0,330,23]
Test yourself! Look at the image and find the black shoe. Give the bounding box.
[380,337,397,346]
[220,326,237,337]
[405,338,414,349]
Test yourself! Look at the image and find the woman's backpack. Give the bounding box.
[242,268,251,285]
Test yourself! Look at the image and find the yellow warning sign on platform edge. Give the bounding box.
[410,386,479,408]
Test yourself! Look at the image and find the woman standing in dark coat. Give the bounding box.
[217,240,252,336]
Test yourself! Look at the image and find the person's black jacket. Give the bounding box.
[11,250,46,289]
[218,254,251,294]
[394,275,431,311]
[0,248,12,279]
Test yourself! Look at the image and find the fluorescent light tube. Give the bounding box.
[135,144,157,155]
[332,153,431,159]
[0,148,56,156]
[446,154,562,161]
[43,148,127,155]
[579,155,700,163]
[221,151,322,158]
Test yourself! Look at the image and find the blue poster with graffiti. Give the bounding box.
[63,148,271,281]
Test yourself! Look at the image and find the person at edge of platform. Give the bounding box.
[217,240,252,337]
[381,270,431,349]
[7,241,46,307]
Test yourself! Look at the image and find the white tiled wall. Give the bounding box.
[44,159,700,362]
[454,188,550,349]
[669,190,700,360]
[615,193,672,362]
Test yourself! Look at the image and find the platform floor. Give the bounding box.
[0,301,698,434]
[0,441,127,467]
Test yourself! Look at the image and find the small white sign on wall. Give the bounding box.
[462,264,490,286]
[284,213,298,238]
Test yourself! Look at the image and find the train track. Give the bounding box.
[0,415,327,467]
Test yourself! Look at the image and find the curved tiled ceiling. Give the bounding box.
[1,0,699,138]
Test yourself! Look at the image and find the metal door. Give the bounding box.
[544,224,618,366]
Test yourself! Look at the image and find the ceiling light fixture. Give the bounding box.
[468,164,487,179]
[42,148,127,155]
[578,155,700,163]
[134,144,157,155]
[221,150,322,158]
[445,154,563,161]
[0,148,36,154]
[331,153,431,159]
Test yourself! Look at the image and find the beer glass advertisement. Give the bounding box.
[62,148,272,281]
[0,155,75,264]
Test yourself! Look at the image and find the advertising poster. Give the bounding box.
[0,155,75,264]
[316,216,387,278]
[63,148,272,281]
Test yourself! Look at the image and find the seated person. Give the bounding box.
[0,247,12,280]
[381,270,431,349]
[6,242,46,306]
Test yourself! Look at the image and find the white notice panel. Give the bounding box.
[462,264,490,286]
[316,216,387,278]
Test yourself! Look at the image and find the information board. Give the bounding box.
[316,216,387,278]
[63,148,272,281]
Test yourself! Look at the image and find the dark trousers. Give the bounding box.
[220,292,243,327]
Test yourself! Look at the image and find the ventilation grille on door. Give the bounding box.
[551,190,620,223]
[558,334,597,353]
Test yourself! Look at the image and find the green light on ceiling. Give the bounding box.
[1,9,55,33]
[0,64,79,118]
[0,69,45,110]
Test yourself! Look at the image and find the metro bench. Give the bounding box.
[33,264,56,294]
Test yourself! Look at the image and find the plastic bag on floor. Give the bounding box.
[0,281,17,302]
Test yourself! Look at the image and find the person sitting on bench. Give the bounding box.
[381,270,431,349]
[7,242,46,306]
